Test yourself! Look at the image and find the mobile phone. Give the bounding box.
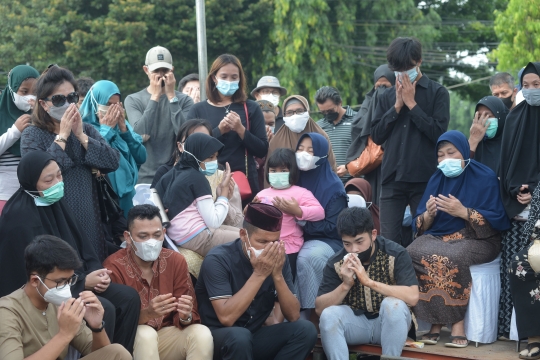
[521,188,530,194]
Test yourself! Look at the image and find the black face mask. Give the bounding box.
[325,111,340,122]
[357,238,374,263]
[500,95,514,109]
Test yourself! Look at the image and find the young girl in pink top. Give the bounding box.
[253,148,325,280]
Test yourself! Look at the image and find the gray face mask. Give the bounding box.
[522,89,540,107]
[47,102,70,121]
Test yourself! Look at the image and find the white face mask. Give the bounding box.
[283,112,309,133]
[36,277,72,306]
[11,89,36,112]
[245,234,263,259]
[97,104,109,117]
[296,151,322,171]
[130,234,163,262]
[260,93,279,106]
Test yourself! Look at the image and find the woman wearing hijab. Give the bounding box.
[498,62,540,338]
[21,65,120,262]
[295,133,347,315]
[344,178,381,234]
[0,65,40,212]
[155,133,238,256]
[346,65,396,205]
[468,96,508,173]
[80,80,147,217]
[264,95,337,187]
[0,151,140,353]
[407,131,510,348]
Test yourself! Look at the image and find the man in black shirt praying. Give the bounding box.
[371,37,450,246]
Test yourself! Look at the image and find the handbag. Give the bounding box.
[231,103,253,200]
[346,136,384,177]
[94,172,123,224]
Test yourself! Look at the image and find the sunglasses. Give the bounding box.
[43,92,79,108]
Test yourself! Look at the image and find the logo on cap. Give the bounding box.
[158,54,164,61]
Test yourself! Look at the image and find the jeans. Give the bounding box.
[211,320,317,360]
[319,297,411,358]
[379,181,426,246]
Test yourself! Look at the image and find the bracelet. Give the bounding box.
[86,320,105,333]
[179,313,192,323]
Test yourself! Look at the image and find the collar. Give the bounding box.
[416,73,430,89]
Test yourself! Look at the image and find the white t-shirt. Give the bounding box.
[0,124,22,200]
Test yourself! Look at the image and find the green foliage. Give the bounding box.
[448,91,475,136]
[0,0,272,94]
[491,0,540,74]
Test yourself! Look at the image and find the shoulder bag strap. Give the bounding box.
[244,102,249,175]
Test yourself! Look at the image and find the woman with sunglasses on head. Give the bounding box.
[0,65,40,213]
[263,95,337,188]
[80,80,146,217]
[20,65,120,262]
[0,151,140,354]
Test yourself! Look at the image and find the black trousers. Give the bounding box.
[379,181,427,246]
[211,320,317,360]
[97,282,140,354]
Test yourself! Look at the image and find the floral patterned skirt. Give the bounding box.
[407,233,500,324]
[509,245,540,338]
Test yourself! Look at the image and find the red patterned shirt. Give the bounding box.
[104,248,200,330]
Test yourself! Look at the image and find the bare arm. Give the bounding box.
[315,282,351,317]
[273,242,300,322]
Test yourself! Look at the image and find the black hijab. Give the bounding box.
[155,133,224,220]
[499,62,540,218]
[0,151,101,297]
[347,65,396,162]
[473,96,508,173]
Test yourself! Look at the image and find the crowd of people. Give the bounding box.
[0,36,539,360]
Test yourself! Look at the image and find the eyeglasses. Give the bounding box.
[284,109,306,116]
[260,89,281,96]
[319,108,338,115]
[43,92,79,107]
[40,274,78,290]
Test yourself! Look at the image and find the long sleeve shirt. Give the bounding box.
[125,89,193,183]
[256,185,325,253]
[186,100,269,194]
[0,124,22,200]
[371,74,450,184]
[104,248,201,331]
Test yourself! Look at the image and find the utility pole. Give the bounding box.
[196,0,208,101]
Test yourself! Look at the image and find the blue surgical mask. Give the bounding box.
[183,150,219,176]
[216,80,239,96]
[395,66,418,83]
[485,118,498,139]
[522,89,540,107]
[201,160,218,176]
[437,158,470,178]
[268,172,291,189]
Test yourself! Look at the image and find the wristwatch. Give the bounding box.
[55,135,67,143]
[179,313,192,324]
[169,96,179,104]
[87,320,105,333]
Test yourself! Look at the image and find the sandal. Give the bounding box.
[419,332,440,345]
[519,342,540,360]
[445,335,469,348]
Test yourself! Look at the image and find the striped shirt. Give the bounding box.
[317,106,356,183]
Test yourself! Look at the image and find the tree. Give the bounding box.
[0,0,273,95]
[491,0,540,75]
[264,0,440,107]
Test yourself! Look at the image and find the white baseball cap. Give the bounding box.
[145,46,173,72]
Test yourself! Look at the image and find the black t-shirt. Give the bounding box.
[195,239,296,332]
[186,100,269,194]
[317,235,418,317]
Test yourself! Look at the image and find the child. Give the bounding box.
[253,148,324,281]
